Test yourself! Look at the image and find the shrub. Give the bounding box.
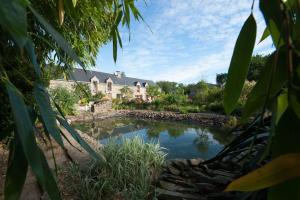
[192,85,223,106]
[178,105,201,114]
[73,83,92,100]
[50,87,77,115]
[206,101,225,114]
[62,137,166,200]
[179,106,189,114]
[225,116,238,127]
[89,92,105,102]
[164,104,180,112]
[162,93,187,105]
[78,97,89,105]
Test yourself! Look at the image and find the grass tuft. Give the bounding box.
[62,137,166,200]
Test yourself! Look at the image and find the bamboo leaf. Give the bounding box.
[224,14,257,114]
[242,51,288,121]
[290,92,300,121]
[72,0,77,7]
[269,108,300,200]
[5,81,61,200]
[34,84,64,147]
[225,153,300,192]
[0,0,28,47]
[112,29,117,62]
[57,116,105,161]
[258,27,270,43]
[116,29,123,48]
[275,92,288,124]
[260,1,285,48]
[58,0,65,26]
[25,40,41,76]
[115,10,123,26]
[29,6,85,68]
[4,135,28,200]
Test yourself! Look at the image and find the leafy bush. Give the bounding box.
[206,102,225,114]
[78,97,89,106]
[63,137,166,200]
[146,85,161,99]
[162,93,188,105]
[89,92,105,102]
[73,83,92,100]
[164,104,180,112]
[120,86,133,99]
[50,87,77,115]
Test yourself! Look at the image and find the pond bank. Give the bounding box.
[0,126,100,200]
[156,141,267,200]
[68,109,232,127]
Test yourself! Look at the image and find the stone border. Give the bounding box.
[67,110,231,127]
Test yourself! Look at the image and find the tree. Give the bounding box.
[223,1,300,199]
[50,87,77,115]
[156,81,178,94]
[0,0,143,199]
[146,85,161,99]
[216,55,268,86]
[247,54,268,81]
[120,86,133,99]
[73,82,92,100]
[216,73,228,86]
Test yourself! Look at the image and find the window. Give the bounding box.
[107,82,112,91]
[117,94,121,99]
[137,85,141,93]
[93,81,98,93]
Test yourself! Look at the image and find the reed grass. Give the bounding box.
[63,137,166,200]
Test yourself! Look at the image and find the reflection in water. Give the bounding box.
[73,117,234,159]
[194,129,212,153]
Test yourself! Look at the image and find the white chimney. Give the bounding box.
[114,71,122,78]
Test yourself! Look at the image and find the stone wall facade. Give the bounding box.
[49,79,76,91]
[49,79,149,101]
[93,100,113,113]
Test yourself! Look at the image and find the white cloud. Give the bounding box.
[98,0,274,84]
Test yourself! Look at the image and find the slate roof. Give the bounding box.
[64,68,155,87]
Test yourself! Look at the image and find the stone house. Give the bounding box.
[49,68,155,101]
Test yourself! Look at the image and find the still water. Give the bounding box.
[73,117,233,160]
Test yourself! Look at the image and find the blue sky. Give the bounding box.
[95,0,274,84]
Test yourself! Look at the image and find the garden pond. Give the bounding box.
[73,117,234,160]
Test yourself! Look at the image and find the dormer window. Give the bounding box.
[90,76,99,95]
[135,82,141,93]
[108,82,112,91]
[106,77,113,93]
[137,85,141,93]
[93,81,98,93]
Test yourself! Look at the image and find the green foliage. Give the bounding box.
[162,93,188,105]
[223,1,300,199]
[224,13,257,114]
[156,81,178,94]
[120,85,133,99]
[146,84,161,99]
[63,137,166,200]
[216,55,268,86]
[0,0,143,198]
[73,83,91,100]
[89,92,105,102]
[113,78,254,116]
[216,73,228,86]
[73,83,104,104]
[248,54,269,81]
[50,87,77,115]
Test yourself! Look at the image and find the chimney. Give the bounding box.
[114,71,122,78]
